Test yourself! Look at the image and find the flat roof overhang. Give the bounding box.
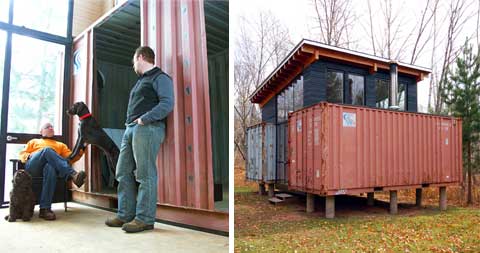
[250,39,431,107]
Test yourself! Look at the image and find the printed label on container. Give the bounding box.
[342,112,356,127]
[297,120,302,132]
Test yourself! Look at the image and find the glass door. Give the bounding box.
[1,35,66,204]
[0,0,73,207]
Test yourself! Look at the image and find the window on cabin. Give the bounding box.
[347,74,364,105]
[277,91,286,122]
[286,85,294,115]
[398,82,406,111]
[375,79,406,111]
[376,79,389,109]
[326,70,343,103]
[293,76,303,110]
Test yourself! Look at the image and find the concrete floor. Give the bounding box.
[0,202,228,253]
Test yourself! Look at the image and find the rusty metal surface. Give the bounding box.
[70,31,94,192]
[288,102,463,195]
[142,0,214,210]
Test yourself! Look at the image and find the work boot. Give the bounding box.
[71,171,86,188]
[122,219,154,233]
[105,217,127,227]
[39,208,56,221]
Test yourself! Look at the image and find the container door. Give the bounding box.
[276,122,288,183]
[340,108,358,189]
[440,119,453,183]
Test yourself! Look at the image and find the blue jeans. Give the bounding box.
[25,147,75,209]
[116,122,165,224]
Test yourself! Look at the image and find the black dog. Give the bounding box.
[4,170,35,222]
[67,101,119,180]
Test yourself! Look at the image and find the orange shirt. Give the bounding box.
[19,138,84,164]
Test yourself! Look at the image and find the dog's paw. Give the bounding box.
[22,217,31,222]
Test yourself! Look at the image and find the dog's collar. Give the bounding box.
[79,113,92,120]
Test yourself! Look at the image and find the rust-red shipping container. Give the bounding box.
[288,102,463,196]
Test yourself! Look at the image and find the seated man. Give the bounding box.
[19,123,86,220]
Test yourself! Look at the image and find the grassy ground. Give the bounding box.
[235,167,480,253]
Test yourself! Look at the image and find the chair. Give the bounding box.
[10,159,69,212]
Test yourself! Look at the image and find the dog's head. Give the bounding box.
[67,101,89,116]
[12,169,32,188]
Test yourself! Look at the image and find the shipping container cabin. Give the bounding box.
[70,0,228,232]
[248,39,462,218]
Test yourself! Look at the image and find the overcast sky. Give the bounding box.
[232,0,480,112]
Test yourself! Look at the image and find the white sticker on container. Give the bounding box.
[316,169,320,178]
[445,138,449,145]
[343,112,356,127]
[297,120,302,132]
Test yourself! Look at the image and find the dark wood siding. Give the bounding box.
[261,59,419,122]
[262,96,276,123]
[304,60,368,107]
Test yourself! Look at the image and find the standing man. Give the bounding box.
[19,122,86,220]
[105,46,174,233]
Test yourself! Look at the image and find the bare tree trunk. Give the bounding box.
[234,12,293,162]
[235,140,246,161]
[428,2,438,111]
[434,0,473,113]
[367,0,376,55]
[468,141,473,205]
[311,0,355,48]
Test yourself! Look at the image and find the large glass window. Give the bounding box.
[347,74,364,105]
[293,76,303,110]
[8,34,64,134]
[0,31,5,127]
[0,1,9,23]
[4,144,24,202]
[375,79,406,110]
[398,82,405,111]
[13,0,69,37]
[375,79,389,109]
[326,70,343,103]
[277,92,285,122]
[286,85,294,115]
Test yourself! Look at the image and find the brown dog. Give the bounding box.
[4,170,35,222]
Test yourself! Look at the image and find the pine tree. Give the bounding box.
[442,40,480,205]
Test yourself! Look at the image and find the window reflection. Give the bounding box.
[375,79,406,111]
[8,34,64,134]
[326,70,343,103]
[277,76,303,122]
[376,79,389,109]
[347,74,364,105]
[13,0,69,37]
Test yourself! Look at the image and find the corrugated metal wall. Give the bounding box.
[246,124,263,181]
[208,50,229,191]
[276,122,288,183]
[142,0,214,210]
[264,124,276,181]
[246,123,278,182]
[288,103,463,195]
[70,30,94,191]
